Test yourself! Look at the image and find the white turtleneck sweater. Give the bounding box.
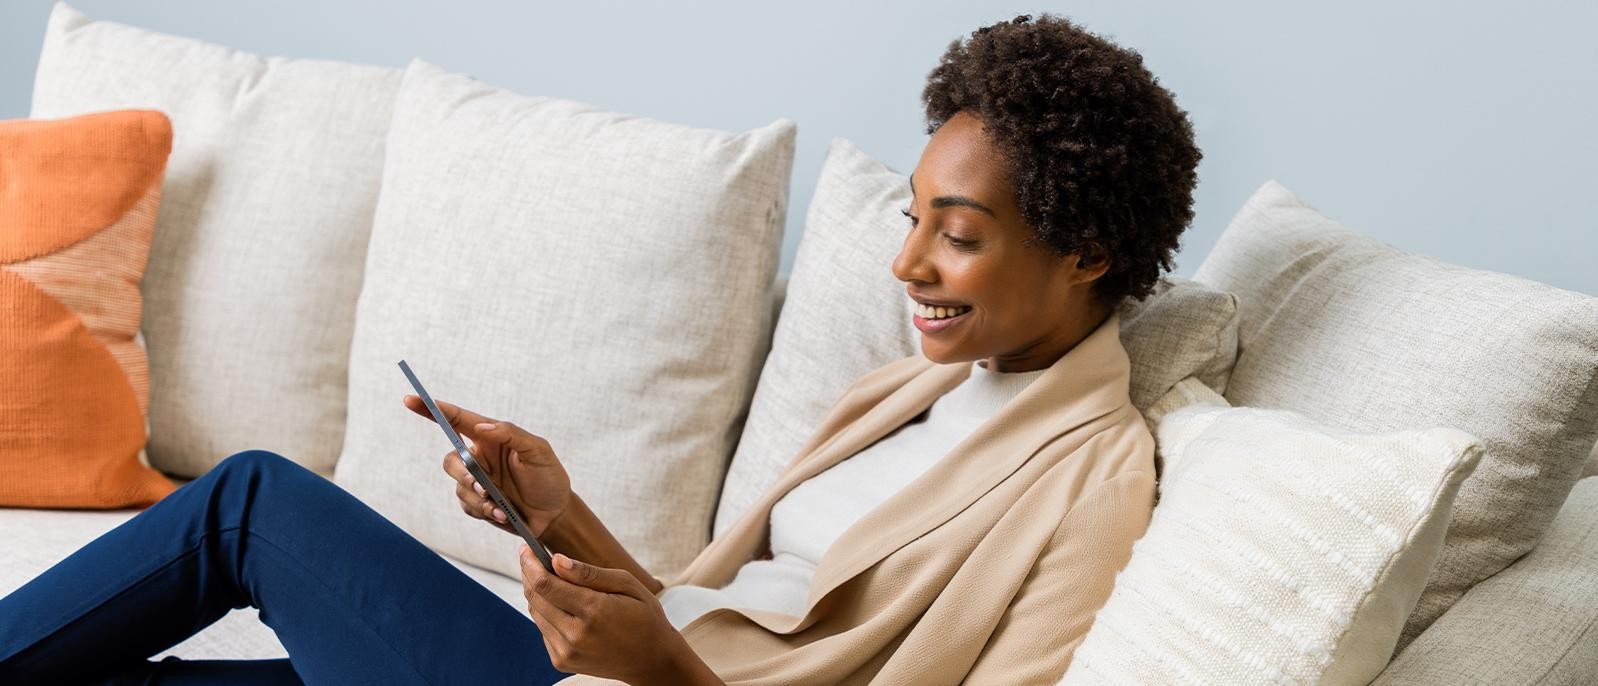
[659,358,1049,630]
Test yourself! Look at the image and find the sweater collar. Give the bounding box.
[933,358,1050,420]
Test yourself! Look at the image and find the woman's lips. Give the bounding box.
[913,308,970,334]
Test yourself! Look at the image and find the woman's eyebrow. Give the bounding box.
[931,196,995,216]
[907,173,996,217]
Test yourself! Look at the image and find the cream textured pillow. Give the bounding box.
[712,138,1239,536]
[1062,378,1483,685]
[1192,179,1598,652]
[335,60,795,580]
[30,3,401,477]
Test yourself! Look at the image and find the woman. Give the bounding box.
[0,13,1200,685]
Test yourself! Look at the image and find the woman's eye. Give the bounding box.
[900,208,918,226]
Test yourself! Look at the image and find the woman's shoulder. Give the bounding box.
[1065,403,1159,492]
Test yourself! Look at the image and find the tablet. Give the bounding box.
[399,359,557,574]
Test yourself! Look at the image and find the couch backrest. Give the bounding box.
[1192,179,1598,654]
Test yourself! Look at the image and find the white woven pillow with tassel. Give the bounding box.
[1061,378,1483,685]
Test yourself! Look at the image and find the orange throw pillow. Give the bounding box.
[0,109,177,508]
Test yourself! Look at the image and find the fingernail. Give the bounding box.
[474,483,486,496]
[557,555,574,571]
[493,508,506,522]
[478,422,497,431]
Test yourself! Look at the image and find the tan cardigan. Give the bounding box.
[562,312,1156,685]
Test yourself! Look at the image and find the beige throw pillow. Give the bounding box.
[30,2,402,477]
[334,60,796,580]
[1062,378,1483,685]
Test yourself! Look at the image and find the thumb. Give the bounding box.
[552,553,640,596]
[474,421,546,462]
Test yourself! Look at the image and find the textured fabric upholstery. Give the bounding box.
[1193,179,1598,652]
[1372,476,1598,685]
[335,60,796,580]
[30,3,401,477]
[1065,378,1482,685]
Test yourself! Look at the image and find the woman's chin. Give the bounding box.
[917,341,964,366]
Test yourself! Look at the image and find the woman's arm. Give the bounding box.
[540,492,664,595]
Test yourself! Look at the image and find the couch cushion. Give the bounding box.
[1063,378,1483,685]
[335,60,795,580]
[1192,179,1598,653]
[1372,476,1598,685]
[0,109,176,507]
[714,138,1239,537]
[30,2,401,477]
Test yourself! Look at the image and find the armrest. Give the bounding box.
[1371,476,1598,685]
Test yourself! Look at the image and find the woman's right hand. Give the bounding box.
[402,395,573,538]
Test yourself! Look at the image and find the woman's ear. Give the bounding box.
[1072,243,1112,283]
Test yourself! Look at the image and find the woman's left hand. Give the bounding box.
[520,546,714,684]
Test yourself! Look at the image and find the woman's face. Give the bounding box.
[892,110,1112,373]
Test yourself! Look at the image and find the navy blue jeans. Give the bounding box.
[0,450,570,685]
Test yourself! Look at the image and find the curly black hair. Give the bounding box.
[923,13,1202,304]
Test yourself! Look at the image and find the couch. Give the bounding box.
[4,4,1597,683]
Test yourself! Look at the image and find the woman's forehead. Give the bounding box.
[914,116,1016,212]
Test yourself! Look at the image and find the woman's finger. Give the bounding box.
[441,449,470,481]
[526,603,571,647]
[525,555,593,618]
[472,421,551,461]
[403,395,500,442]
[526,580,579,630]
[523,548,579,628]
[455,483,485,518]
[552,554,646,599]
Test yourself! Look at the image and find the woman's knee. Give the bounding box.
[205,450,325,517]
[214,449,301,479]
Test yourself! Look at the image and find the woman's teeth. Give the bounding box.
[915,303,972,320]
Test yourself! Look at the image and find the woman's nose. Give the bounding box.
[892,233,930,284]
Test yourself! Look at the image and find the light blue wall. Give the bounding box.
[3,1,1593,294]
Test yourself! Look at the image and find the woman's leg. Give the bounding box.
[0,450,570,685]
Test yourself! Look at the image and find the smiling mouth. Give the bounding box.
[913,302,972,320]
[912,304,971,334]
